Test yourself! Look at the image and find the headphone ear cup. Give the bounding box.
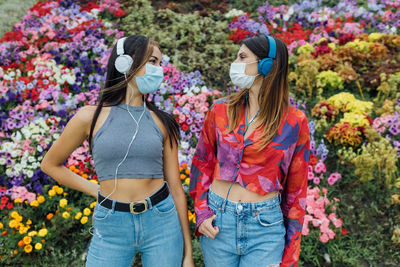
[258,58,273,76]
[115,55,133,74]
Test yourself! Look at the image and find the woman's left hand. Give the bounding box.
[182,254,195,267]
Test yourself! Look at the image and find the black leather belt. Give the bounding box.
[97,183,169,214]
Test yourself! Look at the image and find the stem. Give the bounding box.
[356,80,365,100]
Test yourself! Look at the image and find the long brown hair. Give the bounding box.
[227,35,290,150]
[88,35,180,152]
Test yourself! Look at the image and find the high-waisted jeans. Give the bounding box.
[86,182,183,267]
[200,186,285,267]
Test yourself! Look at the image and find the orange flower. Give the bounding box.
[46,213,54,220]
[66,207,72,211]
[2,230,8,236]
[18,240,25,247]
[69,165,76,171]
[180,174,186,180]
[82,173,88,179]
[24,244,33,253]
[181,163,188,169]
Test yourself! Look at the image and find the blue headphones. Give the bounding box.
[115,37,133,75]
[258,35,276,76]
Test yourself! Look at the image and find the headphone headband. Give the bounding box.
[116,37,127,56]
[265,35,276,59]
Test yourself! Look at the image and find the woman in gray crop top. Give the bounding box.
[40,35,194,267]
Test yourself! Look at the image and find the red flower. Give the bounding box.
[341,228,348,235]
[6,202,13,210]
[309,154,318,167]
[114,8,127,18]
[80,2,100,13]
[182,123,189,132]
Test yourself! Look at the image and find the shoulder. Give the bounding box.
[287,106,308,125]
[73,105,111,125]
[210,97,229,113]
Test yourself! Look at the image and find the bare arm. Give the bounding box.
[40,106,99,198]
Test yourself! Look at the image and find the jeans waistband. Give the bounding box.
[97,181,168,212]
[208,186,281,214]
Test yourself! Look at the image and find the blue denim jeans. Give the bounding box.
[200,186,285,267]
[86,182,183,267]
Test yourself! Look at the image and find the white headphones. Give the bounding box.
[115,37,133,75]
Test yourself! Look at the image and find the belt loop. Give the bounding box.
[221,199,227,213]
[278,192,282,204]
[111,199,116,213]
[145,196,152,209]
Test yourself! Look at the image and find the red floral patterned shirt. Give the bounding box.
[189,98,310,267]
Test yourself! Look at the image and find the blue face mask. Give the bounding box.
[135,64,164,94]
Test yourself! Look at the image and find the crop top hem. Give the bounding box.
[98,173,164,182]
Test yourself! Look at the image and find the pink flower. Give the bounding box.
[314,161,326,174]
[308,171,315,180]
[320,233,329,243]
[313,177,320,184]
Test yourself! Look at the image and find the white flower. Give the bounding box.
[6,169,13,177]
[14,163,22,172]
[28,156,35,162]
[0,158,6,165]
[181,141,189,150]
[10,150,19,158]
[26,170,34,178]
[37,145,43,152]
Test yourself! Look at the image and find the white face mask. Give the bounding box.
[229,61,259,89]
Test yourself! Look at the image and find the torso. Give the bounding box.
[85,105,167,202]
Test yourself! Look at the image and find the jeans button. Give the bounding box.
[237,204,243,212]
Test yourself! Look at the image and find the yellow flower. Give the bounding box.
[10,211,19,219]
[35,243,42,250]
[0,222,3,229]
[298,43,315,54]
[48,189,56,197]
[368,33,383,42]
[59,199,68,208]
[28,231,37,237]
[62,212,70,219]
[15,215,23,222]
[30,200,39,207]
[184,178,190,185]
[56,187,63,195]
[23,236,32,244]
[24,244,33,253]
[80,216,88,224]
[75,212,82,220]
[90,201,97,209]
[90,179,98,184]
[19,226,29,235]
[83,208,91,216]
[13,249,18,255]
[38,228,48,237]
[14,198,22,203]
[9,220,17,228]
[26,219,32,225]
[37,195,45,204]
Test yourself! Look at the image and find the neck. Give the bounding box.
[124,81,144,106]
[248,77,262,111]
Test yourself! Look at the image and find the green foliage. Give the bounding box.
[120,0,238,90]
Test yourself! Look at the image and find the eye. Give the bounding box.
[149,59,156,63]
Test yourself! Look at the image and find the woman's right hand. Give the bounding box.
[198,214,219,239]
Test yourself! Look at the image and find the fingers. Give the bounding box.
[199,215,219,239]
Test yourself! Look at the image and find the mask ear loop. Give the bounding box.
[89,73,146,235]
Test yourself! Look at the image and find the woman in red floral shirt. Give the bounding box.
[189,35,310,267]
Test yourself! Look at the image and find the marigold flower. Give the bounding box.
[38,228,48,237]
[10,211,19,219]
[30,200,39,207]
[28,230,37,237]
[83,208,91,216]
[0,222,3,229]
[35,243,42,250]
[9,220,17,228]
[75,212,82,220]
[37,196,45,203]
[23,236,32,244]
[2,230,8,236]
[62,212,70,219]
[90,202,97,209]
[81,216,88,224]
[184,178,190,185]
[26,219,32,225]
[46,213,54,220]
[13,249,18,255]
[18,240,25,247]
[48,189,56,197]
[14,198,22,203]
[59,198,68,208]
[180,174,186,180]
[19,226,29,235]
[24,244,33,253]
[56,187,63,195]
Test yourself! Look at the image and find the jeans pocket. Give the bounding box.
[93,204,111,221]
[153,195,176,215]
[256,205,283,227]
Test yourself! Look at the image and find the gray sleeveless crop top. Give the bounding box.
[92,103,164,181]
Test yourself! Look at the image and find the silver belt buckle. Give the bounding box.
[129,200,148,214]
